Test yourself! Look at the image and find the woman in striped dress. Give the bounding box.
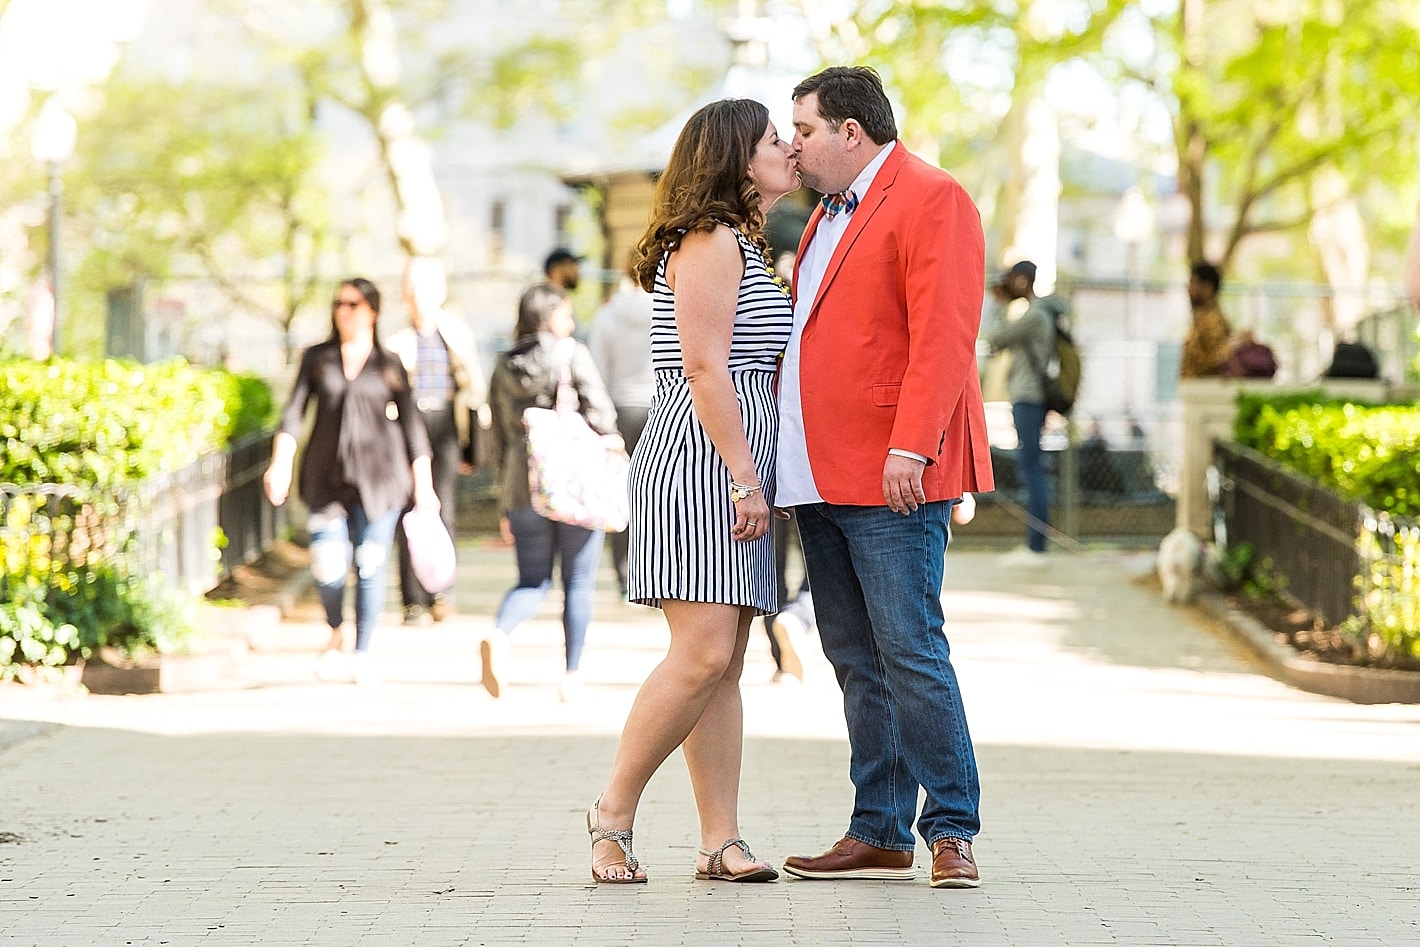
[585,98,799,884]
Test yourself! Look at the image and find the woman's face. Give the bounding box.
[548,298,576,340]
[747,119,799,207]
[332,286,376,341]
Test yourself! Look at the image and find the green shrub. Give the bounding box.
[0,356,275,486]
[1234,392,1420,661]
[1233,392,1420,517]
[1,356,271,675]
[1349,522,1420,664]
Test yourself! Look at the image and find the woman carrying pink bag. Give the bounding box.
[481,283,620,703]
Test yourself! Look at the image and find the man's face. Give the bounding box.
[791,92,852,195]
[553,261,580,291]
[403,279,427,329]
[1187,274,1209,308]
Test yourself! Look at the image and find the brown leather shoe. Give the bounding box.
[929,837,980,888]
[782,837,915,880]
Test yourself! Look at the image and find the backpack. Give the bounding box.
[1043,322,1082,415]
[1323,341,1378,380]
[1023,299,1080,415]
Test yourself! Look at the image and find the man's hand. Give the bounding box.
[882,454,927,514]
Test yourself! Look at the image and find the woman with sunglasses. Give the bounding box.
[264,277,438,685]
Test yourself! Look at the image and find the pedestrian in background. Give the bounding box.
[776,65,993,890]
[985,260,1061,562]
[1180,261,1233,378]
[387,257,487,625]
[761,248,816,684]
[763,515,815,683]
[263,278,437,687]
[482,283,619,702]
[587,256,655,600]
[586,97,798,885]
[543,248,583,293]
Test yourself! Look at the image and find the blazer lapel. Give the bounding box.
[807,144,907,320]
[792,204,825,296]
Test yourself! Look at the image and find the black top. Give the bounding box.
[488,335,618,512]
[279,339,432,520]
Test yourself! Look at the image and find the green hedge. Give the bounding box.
[1234,390,1420,662]
[1234,390,1420,517]
[1,356,275,679]
[1,357,274,487]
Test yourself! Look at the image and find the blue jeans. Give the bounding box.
[308,501,401,652]
[496,506,604,672]
[795,500,980,848]
[1012,401,1050,553]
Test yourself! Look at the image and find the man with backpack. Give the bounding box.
[985,260,1072,561]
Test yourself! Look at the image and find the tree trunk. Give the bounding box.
[347,0,448,257]
[1308,166,1369,338]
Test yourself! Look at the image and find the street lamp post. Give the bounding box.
[31,98,77,357]
[1112,186,1153,413]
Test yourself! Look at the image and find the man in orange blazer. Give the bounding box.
[776,66,994,889]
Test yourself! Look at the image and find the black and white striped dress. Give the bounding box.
[626,226,793,614]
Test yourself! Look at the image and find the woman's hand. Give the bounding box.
[411,455,439,513]
[263,462,291,507]
[413,480,441,514]
[263,432,298,507]
[732,492,771,543]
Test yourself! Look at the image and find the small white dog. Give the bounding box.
[1157,527,1205,604]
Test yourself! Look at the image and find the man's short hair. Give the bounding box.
[543,248,583,274]
[792,66,898,145]
[1191,261,1221,292]
[1005,260,1037,283]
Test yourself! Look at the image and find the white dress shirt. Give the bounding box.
[776,142,898,507]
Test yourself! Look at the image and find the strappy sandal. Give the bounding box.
[586,799,647,884]
[694,838,779,883]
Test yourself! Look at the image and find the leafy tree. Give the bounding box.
[1149,0,1420,276]
[57,72,330,362]
[213,0,730,264]
[777,0,1132,265]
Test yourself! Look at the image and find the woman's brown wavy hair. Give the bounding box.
[632,98,772,292]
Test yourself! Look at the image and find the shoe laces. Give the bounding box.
[936,837,973,863]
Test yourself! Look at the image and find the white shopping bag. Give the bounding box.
[402,507,456,593]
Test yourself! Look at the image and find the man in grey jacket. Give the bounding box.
[984,260,1060,560]
[387,257,488,622]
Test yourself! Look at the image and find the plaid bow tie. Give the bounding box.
[821,189,859,219]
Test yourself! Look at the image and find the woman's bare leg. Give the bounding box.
[591,599,740,881]
[683,606,772,876]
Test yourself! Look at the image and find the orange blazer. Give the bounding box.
[792,144,995,506]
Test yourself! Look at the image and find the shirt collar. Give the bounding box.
[841,140,897,209]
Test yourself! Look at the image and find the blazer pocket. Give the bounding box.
[872,383,901,407]
[854,248,900,266]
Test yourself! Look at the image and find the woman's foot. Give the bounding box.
[694,837,778,883]
[479,631,508,698]
[315,648,346,682]
[587,798,647,884]
[316,628,347,682]
[558,671,583,703]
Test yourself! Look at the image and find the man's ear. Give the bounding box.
[842,118,864,149]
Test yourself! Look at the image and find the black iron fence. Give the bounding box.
[1211,440,1363,627]
[968,436,1175,546]
[0,431,282,600]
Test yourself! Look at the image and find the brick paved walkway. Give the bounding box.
[2,540,1418,946]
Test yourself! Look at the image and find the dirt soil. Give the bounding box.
[1136,569,1420,673]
